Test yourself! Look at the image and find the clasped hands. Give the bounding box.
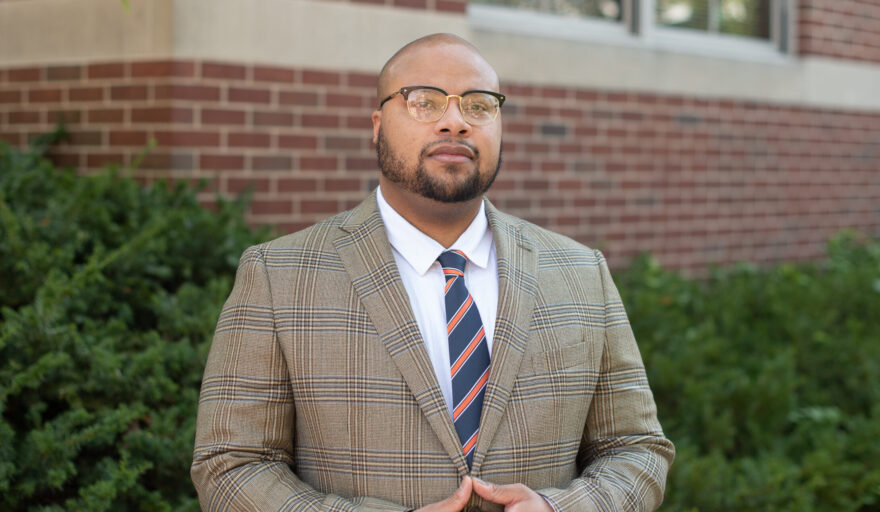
[414,476,553,512]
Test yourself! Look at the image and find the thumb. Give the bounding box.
[471,478,515,505]
[447,475,473,507]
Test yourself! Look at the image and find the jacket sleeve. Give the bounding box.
[191,246,409,512]
[536,250,675,512]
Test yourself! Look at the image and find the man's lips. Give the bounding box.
[426,144,475,163]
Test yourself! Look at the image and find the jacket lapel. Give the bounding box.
[472,201,538,472]
[333,192,469,472]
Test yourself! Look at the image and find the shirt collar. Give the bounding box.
[376,186,493,276]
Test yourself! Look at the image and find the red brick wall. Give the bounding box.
[0,61,378,234]
[2,60,879,271]
[798,0,880,64]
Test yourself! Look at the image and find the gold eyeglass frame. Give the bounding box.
[378,85,506,126]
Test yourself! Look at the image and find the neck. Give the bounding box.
[379,181,482,248]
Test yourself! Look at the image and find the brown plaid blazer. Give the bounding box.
[191,192,674,511]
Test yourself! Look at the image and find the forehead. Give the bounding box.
[386,43,500,93]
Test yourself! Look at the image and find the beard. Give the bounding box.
[376,128,501,203]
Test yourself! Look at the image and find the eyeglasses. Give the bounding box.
[378,85,506,126]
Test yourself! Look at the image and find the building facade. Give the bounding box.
[1,0,878,270]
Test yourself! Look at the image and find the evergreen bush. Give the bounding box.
[1,133,878,511]
[619,239,880,511]
[0,132,269,511]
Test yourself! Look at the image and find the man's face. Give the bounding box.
[372,43,503,204]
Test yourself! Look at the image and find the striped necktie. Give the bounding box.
[438,249,490,469]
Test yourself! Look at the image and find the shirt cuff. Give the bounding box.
[536,491,560,512]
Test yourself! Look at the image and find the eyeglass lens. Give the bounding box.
[406,88,499,125]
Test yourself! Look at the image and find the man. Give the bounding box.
[192,34,674,511]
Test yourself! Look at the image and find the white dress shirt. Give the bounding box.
[376,187,498,415]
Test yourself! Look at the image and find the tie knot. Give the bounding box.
[438,250,468,273]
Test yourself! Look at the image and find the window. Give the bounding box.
[656,0,771,40]
[477,0,623,20]
[469,0,795,60]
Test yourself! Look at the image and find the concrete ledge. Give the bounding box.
[2,0,879,111]
[170,0,468,71]
[0,0,173,64]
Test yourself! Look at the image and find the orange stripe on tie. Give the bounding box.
[462,432,478,455]
[447,295,473,334]
[444,268,464,278]
[453,368,489,420]
[450,327,485,378]
[444,277,455,294]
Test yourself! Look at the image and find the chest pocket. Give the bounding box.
[510,339,596,412]
[499,341,596,463]
[527,343,590,374]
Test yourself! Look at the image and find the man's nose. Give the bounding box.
[434,96,471,137]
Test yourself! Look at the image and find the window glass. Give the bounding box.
[656,0,709,30]
[719,0,770,38]
[477,0,622,20]
[656,0,770,39]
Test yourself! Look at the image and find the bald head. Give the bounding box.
[376,33,499,106]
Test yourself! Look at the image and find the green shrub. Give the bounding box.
[0,132,269,511]
[618,238,880,511]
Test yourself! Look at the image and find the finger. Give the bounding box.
[440,476,473,509]
[456,475,473,501]
[414,477,473,512]
[471,478,526,505]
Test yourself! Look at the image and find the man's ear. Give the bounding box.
[371,110,381,145]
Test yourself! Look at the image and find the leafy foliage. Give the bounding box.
[618,238,880,511]
[2,133,879,510]
[0,132,269,511]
